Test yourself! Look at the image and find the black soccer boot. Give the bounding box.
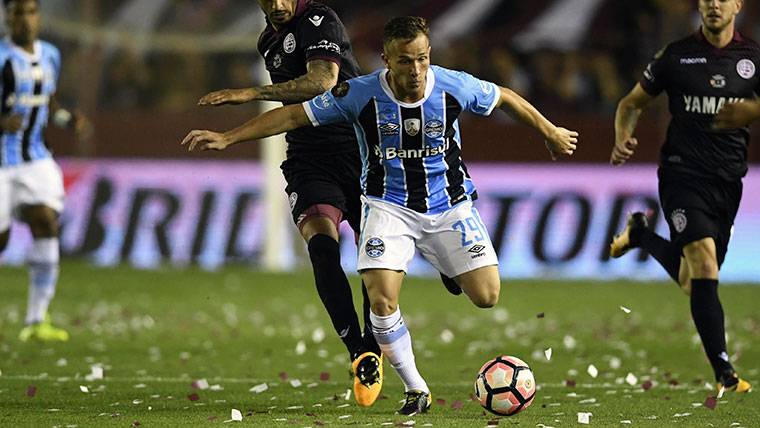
[610,212,649,258]
[397,390,432,415]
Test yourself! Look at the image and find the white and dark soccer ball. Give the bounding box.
[474,355,536,416]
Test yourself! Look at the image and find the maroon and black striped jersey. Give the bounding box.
[257,0,360,156]
[640,30,760,181]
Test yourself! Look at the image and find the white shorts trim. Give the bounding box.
[0,158,64,230]
[357,196,499,277]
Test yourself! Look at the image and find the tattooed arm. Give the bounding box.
[198,60,339,105]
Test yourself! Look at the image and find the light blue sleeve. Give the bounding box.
[301,79,365,127]
[453,70,500,116]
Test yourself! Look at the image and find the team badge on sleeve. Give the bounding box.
[331,81,350,97]
[365,237,385,258]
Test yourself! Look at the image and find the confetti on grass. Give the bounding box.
[577,412,592,424]
[192,379,209,390]
[544,348,553,361]
[250,383,268,394]
[319,372,330,381]
[619,306,632,314]
[231,409,243,421]
[26,386,37,397]
[625,373,638,386]
[80,385,90,393]
[587,364,598,378]
[704,396,717,409]
[536,312,545,318]
[188,393,200,402]
[642,380,653,391]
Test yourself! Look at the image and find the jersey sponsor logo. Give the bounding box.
[313,92,333,110]
[379,122,400,136]
[331,81,350,98]
[5,93,50,108]
[306,39,341,54]
[365,237,385,258]
[423,119,444,138]
[273,53,282,68]
[284,33,296,54]
[308,15,324,27]
[403,118,420,136]
[682,95,744,114]
[736,59,756,79]
[709,74,726,89]
[679,57,707,64]
[670,209,687,233]
[383,138,450,161]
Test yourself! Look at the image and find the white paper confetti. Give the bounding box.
[673,413,692,418]
[56,358,67,367]
[578,398,596,404]
[295,340,306,355]
[577,412,592,424]
[619,306,632,314]
[249,383,268,393]
[609,357,621,369]
[544,348,553,361]
[231,408,242,421]
[289,379,302,388]
[79,385,89,393]
[587,364,598,378]
[85,365,104,381]
[194,379,209,390]
[338,415,351,419]
[210,384,223,391]
[133,384,147,389]
[343,389,351,401]
[439,329,454,344]
[336,403,350,408]
[625,373,638,386]
[620,420,632,424]
[312,327,326,343]
[563,335,577,350]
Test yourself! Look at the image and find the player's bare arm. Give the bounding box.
[182,103,311,151]
[494,86,579,160]
[49,93,91,139]
[714,98,760,129]
[612,83,654,166]
[198,60,339,106]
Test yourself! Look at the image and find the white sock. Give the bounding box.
[26,238,60,325]
[370,307,428,393]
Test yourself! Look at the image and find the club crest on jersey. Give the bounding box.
[365,237,385,258]
[423,120,444,138]
[284,33,296,54]
[709,74,726,89]
[670,209,687,233]
[379,122,400,136]
[736,59,755,79]
[404,118,420,136]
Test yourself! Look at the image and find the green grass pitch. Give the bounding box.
[1,261,758,427]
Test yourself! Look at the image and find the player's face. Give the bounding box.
[383,34,431,96]
[699,0,742,33]
[257,0,297,27]
[5,0,40,46]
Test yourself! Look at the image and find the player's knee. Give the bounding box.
[25,211,59,238]
[370,298,397,316]
[470,282,500,308]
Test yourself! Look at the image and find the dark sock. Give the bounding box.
[690,278,734,381]
[308,234,364,359]
[637,229,681,283]
[360,281,381,356]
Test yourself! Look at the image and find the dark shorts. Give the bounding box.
[658,168,743,267]
[281,151,362,233]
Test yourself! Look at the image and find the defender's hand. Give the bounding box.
[181,130,232,152]
[714,101,760,129]
[72,111,93,140]
[610,137,638,166]
[198,88,256,106]
[544,126,579,161]
[0,114,23,132]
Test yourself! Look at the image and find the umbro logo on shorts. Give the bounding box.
[468,244,486,259]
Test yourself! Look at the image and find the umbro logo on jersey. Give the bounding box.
[309,15,324,26]
[680,57,707,64]
[379,122,400,136]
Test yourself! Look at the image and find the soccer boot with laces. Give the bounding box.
[397,390,432,415]
[717,372,752,394]
[610,212,649,258]
[351,351,383,407]
[19,316,69,342]
[440,273,462,295]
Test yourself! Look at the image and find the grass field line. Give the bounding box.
[0,374,708,392]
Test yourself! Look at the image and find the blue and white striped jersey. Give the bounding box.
[303,65,499,214]
[0,38,60,167]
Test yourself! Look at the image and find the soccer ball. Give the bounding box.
[474,355,536,416]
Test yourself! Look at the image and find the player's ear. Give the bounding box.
[381,52,390,68]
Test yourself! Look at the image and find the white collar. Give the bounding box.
[5,37,41,61]
[379,67,435,108]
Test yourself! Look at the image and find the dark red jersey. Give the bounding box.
[640,30,760,181]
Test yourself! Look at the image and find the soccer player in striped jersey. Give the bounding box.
[183,16,578,414]
[0,0,88,342]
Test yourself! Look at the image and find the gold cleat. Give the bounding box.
[718,375,752,394]
[351,351,383,407]
[610,212,649,258]
[19,319,70,342]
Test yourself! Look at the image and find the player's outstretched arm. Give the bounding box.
[495,86,579,160]
[198,60,339,106]
[181,103,311,151]
[612,83,654,166]
[714,98,760,129]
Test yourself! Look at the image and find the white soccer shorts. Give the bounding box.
[357,196,499,278]
[0,158,64,231]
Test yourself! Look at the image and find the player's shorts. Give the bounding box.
[0,158,64,231]
[281,151,363,233]
[658,167,742,267]
[357,196,499,277]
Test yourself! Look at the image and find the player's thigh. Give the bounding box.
[682,237,718,279]
[12,159,63,237]
[416,201,498,279]
[282,156,349,233]
[360,268,405,315]
[658,171,719,255]
[356,197,417,274]
[299,206,342,242]
[455,265,501,308]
